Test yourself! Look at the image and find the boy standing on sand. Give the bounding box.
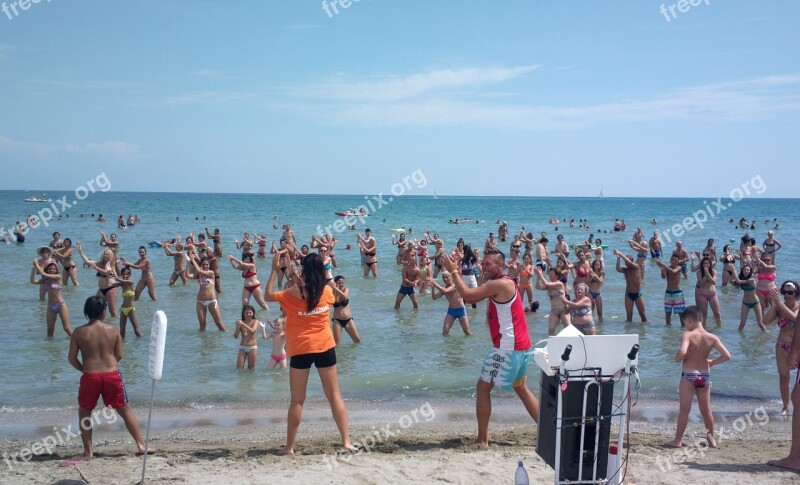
[68,296,153,459]
[665,306,731,448]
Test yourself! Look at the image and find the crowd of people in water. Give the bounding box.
[26,217,794,395]
[19,212,800,469]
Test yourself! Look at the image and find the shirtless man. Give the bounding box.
[358,229,378,278]
[395,251,420,309]
[649,231,663,259]
[68,296,152,459]
[672,241,690,280]
[554,235,569,260]
[615,250,647,322]
[534,237,550,270]
[665,306,730,449]
[498,222,508,243]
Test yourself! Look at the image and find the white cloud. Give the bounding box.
[290,70,800,130]
[291,66,540,102]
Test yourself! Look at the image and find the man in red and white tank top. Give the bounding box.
[441,248,539,449]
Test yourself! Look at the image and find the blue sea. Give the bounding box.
[0,190,798,421]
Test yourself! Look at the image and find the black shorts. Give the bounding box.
[290,347,337,370]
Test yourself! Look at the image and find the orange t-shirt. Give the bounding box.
[273,285,335,357]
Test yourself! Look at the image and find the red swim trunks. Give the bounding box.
[78,370,129,410]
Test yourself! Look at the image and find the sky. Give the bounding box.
[0,0,798,197]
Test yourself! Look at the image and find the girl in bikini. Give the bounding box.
[754,254,778,309]
[719,245,739,287]
[627,238,648,278]
[54,238,79,286]
[205,228,223,258]
[560,283,596,335]
[227,253,269,310]
[271,239,292,288]
[253,233,268,259]
[518,254,536,311]
[505,251,521,283]
[431,240,445,279]
[588,259,605,324]
[392,233,408,265]
[567,250,592,290]
[31,259,72,337]
[234,304,261,370]
[235,233,254,257]
[264,317,288,369]
[116,266,143,338]
[763,281,800,416]
[762,230,782,264]
[331,276,361,344]
[418,256,432,294]
[77,244,120,317]
[690,254,722,327]
[535,266,571,335]
[554,256,572,301]
[185,253,226,331]
[120,246,157,301]
[163,239,188,286]
[730,264,765,331]
[32,246,53,301]
[318,246,335,285]
[99,232,121,272]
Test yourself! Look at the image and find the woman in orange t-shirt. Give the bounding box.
[265,252,356,455]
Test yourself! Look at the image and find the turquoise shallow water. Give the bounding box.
[0,190,798,413]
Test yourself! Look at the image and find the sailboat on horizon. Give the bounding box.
[598,187,605,198]
[433,190,439,200]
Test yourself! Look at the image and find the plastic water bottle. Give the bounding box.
[515,460,529,485]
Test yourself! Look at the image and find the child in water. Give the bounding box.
[265,316,287,369]
[665,306,731,449]
[234,305,261,370]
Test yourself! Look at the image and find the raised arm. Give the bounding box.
[76,243,99,269]
[690,253,700,272]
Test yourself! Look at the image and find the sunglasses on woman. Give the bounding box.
[781,290,796,296]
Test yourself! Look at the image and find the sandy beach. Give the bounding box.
[2,398,798,484]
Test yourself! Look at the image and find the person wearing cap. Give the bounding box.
[31,258,72,337]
